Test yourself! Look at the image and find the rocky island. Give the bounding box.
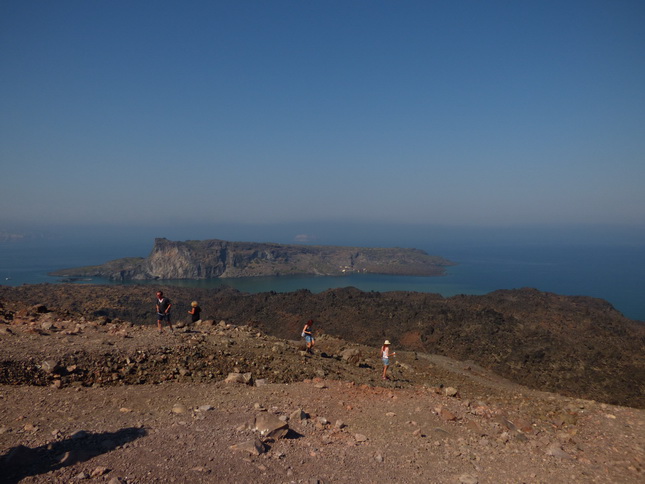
[50,237,455,281]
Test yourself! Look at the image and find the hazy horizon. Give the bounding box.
[3,221,645,252]
[2,2,644,236]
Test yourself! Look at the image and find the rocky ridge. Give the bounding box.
[1,284,643,409]
[50,238,455,281]
[0,297,643,483]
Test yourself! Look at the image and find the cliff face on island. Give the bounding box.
[51,238,455,281]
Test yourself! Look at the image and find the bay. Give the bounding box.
[1,238,643,322]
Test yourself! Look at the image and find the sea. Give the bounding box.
[1,236,644,322]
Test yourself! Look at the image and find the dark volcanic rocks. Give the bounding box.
[0,284,643,408]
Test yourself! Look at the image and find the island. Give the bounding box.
[50,237,455,281]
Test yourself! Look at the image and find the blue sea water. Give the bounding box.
[1,238,643,321]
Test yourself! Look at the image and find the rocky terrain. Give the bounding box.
[1,293,644,483]
[1,284,643,409]
[0,286,645,484]
[50,238,455,281]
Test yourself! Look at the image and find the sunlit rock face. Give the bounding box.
[51,237,455,281]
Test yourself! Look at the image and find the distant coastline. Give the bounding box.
[50,237,456,281]
[2,237,643,321]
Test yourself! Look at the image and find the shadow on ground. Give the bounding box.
[0,427,146,483]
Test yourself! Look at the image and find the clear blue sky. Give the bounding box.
[2,1,644,242]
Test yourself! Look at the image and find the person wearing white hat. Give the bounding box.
[380,340,396,380]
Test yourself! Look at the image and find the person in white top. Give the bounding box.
[380,340,396,380]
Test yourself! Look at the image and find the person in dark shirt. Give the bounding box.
[188,301,202,323]
[155,291,173,333]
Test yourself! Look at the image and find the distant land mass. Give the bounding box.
[50,238,455,281]
[0,231,26,242]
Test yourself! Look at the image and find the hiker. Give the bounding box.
[188,301,202,323]
[302,319,315,353]
[380,340,395,380]
[155,291,173,333]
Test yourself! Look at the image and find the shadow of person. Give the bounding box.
[0,426,147,483]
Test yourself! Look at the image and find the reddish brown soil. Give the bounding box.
[1,300,643,483]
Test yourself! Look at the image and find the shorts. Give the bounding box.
[157,313,171,322]
[382,357,390,366]
[305,335,314,344]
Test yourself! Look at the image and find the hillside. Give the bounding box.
[50,238,455,281]
[0,294,643,483]
[1,284,643,409]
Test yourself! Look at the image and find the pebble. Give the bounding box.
[545,442,574,459]
[90,466,109,477]
[458,474,478,484]
[444,387,459,397]
[172,403,188,414]
[437,406,457,421]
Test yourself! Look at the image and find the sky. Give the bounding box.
[1,0,644,245]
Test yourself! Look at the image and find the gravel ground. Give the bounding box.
[0,303,643,483]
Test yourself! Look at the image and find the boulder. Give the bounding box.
[32,304,48,313]
[224,372,253,385]
[41,360,60,374]
[341,348,362,366]
[253,414,289,440]
[290,409,308,421]
[230,438,266,455]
